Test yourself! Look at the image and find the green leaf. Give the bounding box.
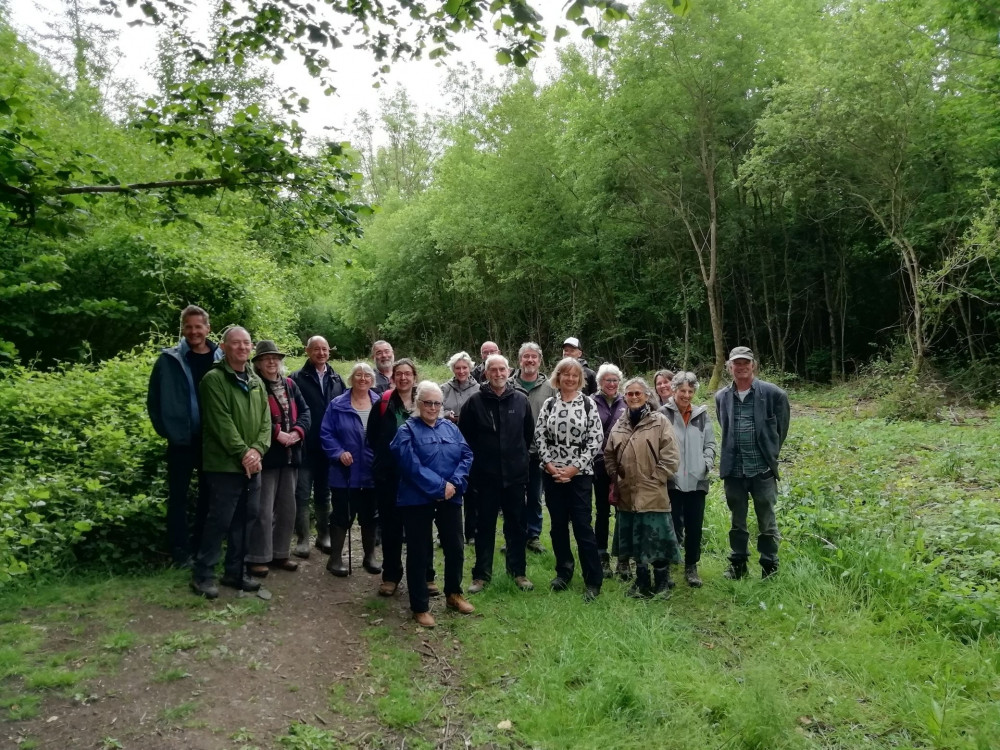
[73,521,93,533]
[554,25,569,42]
[496,49,513,65]
[565,1,585,21]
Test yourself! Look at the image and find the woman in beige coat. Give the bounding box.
[604,377,681,598]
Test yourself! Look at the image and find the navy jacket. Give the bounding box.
[291,361,345,467]
[458,383,534,488]
[391,417,473,507]
[147,338,223,445]
[715,378,790,480]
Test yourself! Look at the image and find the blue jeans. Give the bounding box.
[193,472,261,583]
[724,473,780,567]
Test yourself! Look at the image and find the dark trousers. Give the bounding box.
[592,470,612,552]
[193,472,261,583]
[524,459,544,540]
[545,474,602,589]
[330,487,376,529]
[165,440,210,563]
[472,482,527,581]
[376,477,404,584]
[294,457,331,528]
[463,486,478,542]
[400,502,464,614]
[724,473,780,566]
[669,488,707,566]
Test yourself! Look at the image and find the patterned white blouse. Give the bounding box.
[534,393,605,475]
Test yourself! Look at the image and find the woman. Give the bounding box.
[604,377,681,598]
[654,370,675,406]
[368,359,437,597]
[391,381,475,627]
[535,357,606,601]
[593,363,626,579]
[246,340,310,577]
[660,371,716,587]
[440,351,477,422]
[320,362,379,577]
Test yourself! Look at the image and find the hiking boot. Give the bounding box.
[627,565,652,599]
[615,558,632,581]
[583,586,601,603]
[426,581,442,597]
[446,594,475,614]
[599,550,613,579]
[550,577,569,592]
[326,527,350,576]
[190,579,218,599]
[526,537,546,554]
[413,611,436,628]
[685,564,703,588]
[220,575,261,592]
[378,581,398,597]
[724,560,749,580]
[762,562,779,580]
[652,565,672,599]
[467,579,486,594]
[514,576,534,591]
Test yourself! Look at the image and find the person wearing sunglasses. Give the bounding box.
[391,381,475,627]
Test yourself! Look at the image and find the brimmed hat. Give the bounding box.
[562,336,581,349]
[252,340,287,361]
[727,346,754,363]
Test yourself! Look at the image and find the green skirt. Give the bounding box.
[612,510,681,566]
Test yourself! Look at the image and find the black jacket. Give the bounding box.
[291,361,345,468]
[577,357,598,397]
[367,388,412,480]
[458,383,534,488]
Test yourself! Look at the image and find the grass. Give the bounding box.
[159,700,198,723]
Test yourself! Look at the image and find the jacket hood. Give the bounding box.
[446,376,477,391]
[663,399,707,420]
[164,337,220,359]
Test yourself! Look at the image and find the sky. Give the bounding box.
[9,0,581,143]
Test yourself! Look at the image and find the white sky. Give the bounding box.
[9,0,584,142]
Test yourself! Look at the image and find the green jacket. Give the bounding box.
[199,360,271,473]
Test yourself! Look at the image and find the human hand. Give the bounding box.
[444,482,456,500]
[339,452,354,467]
[561,465,579,481]
[242,449,262,476]
[276,431,295,447]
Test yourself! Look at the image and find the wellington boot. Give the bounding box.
[326,526,350,576]
[361,524,382,575]
[724,560,749,580]
[315,503,332,554]
[627,565,652,599]
[292,511,311,559]
[652,565,672,599]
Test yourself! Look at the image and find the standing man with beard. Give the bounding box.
[470,341,500,384]
[509,342,555,553]
[371,340,395,394]
[291,336,345,556]
[460,354,536,594]
[562,337,598,396]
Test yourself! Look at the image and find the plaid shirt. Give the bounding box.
[733,387,768,478]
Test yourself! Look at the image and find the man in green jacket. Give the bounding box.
[190,327,272,598]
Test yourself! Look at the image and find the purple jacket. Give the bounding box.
[594,393,626,477]
[320,389,378,489]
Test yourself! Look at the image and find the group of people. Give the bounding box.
[147,305,791,627]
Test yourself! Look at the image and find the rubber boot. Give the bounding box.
[652,564,672,599]
[627,564,652,599]
[599,550,613,579]
[762,561,779,580]
[292,510,311,559]
[326,526,350,576]
[315,502,332,554]
[361,523,382,575]
[724,559,749,580]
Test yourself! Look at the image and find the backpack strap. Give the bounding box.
[378,388,394,417]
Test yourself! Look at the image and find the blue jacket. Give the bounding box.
[320,390,378,489]
[147,338,223,445]
[593,393,626,477]
[390,417,473,507]
[715,378,790,480]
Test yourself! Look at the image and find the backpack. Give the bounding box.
[378,388,395,417]
[541,393,595,451]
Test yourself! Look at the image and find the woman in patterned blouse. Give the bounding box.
[534,357,606,601]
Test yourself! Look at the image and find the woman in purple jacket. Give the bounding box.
[390,381,475,627]
[593,363,626,579]
[320,362,379,577]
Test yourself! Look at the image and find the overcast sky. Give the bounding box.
[10,0,581,143]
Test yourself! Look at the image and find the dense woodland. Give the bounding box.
[2,0,1000,390]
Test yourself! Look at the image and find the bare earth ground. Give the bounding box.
[4,530,475,750]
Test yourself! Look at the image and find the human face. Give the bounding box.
[559,367,580,393]
[674,384,694,411]
[306,338,330,369]
[393,365,415,394]
[373,343,394,372]
[600,373,620,398]
[452,360,470,383]
[352,369,374,393]
[418,391,443,426]
[182,314,210,351]
[730,358,754,386]
[256,353,282,380]
[655,376,673,402]
[480,342,499,361]
[519,349,540,377]
[223,329,252,371]
[624,385,647,409]
[486,360,509,391]
[563,345,582,359]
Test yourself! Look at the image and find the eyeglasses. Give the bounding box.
[420,400,443,408]
[624,391,645,399]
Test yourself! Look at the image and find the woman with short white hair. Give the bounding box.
[593,363,626,579]
[441,351,477,421]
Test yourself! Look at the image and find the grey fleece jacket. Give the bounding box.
[660,399,717,493]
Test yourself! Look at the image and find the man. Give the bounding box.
[715,346,790,580]
[470,341,500,384]
[509,342,555,553]
[459,354,536,593]
[291,336,345,557]
[371,340,394,394]
[190,328,272,598]
[147,305,224,568]
[561,337,598,396]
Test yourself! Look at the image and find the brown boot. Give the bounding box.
[378,580,398,597]
[446,594,475,614]
[413,611,436,627]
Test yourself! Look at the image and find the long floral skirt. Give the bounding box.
[612,510,681,566]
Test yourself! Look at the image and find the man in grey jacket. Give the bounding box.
[715,346,790,579]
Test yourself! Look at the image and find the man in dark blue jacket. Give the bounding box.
[290,335,345,556]
[715,346,790,580]
[147,305,224,567]
[459,354,536,594]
